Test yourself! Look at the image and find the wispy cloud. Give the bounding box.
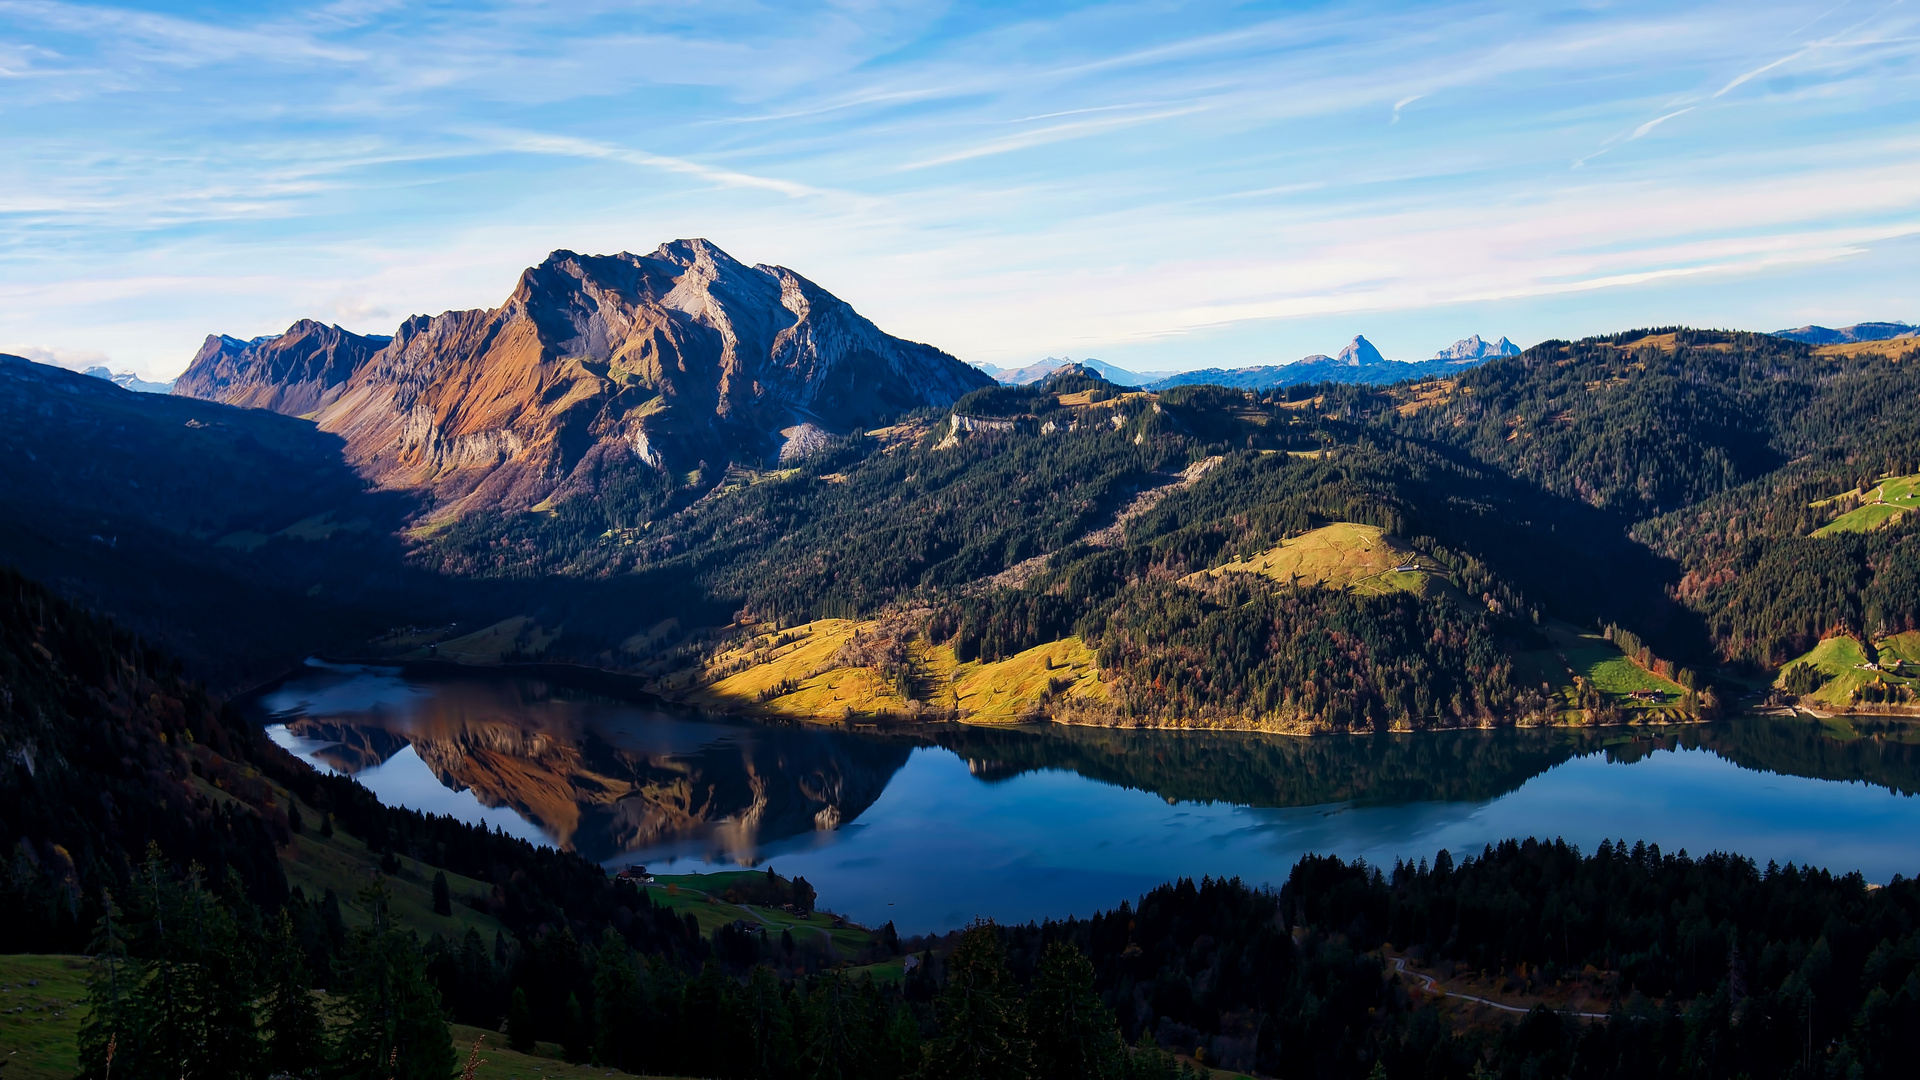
[485,131,832,199]
[5,0,1920,374]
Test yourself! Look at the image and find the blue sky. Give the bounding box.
[3,0,1919,379]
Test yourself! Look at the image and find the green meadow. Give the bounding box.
[1812,472,1920,536]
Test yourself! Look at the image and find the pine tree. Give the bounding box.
[743,964,796,1080]
[507,987,536,1053]
[562,992,590,1063]
[329,881,455,1080]
[432,871,452,917]
[592,931,646,1071]
[800,970,870,1080]
[861,975,919,1080]
[77,890,131,1080]
[261,911,325,1079]
[922,921,1031,1080]
[687,960,748,1077]
[1027,941,1123,1080]
[78,853,261,1080]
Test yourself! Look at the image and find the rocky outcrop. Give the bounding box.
[176,240,993,518]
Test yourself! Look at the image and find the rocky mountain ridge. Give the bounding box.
[1144,334,1501,391]
[175,240,992,518]
[1773,321,1916,345]
[1432,334,1520,360]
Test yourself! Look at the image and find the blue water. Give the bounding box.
[254,661,1920,934]
[671,744,1920,932]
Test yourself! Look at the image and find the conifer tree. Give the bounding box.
[562,992,590,1063]
[592,931,646,1071]
[922,921,1031,1080]
[507,987,536,1053]
[800,969,870,1080]
[1027,942,1123,1080]
[261,910,324,1079]
[77,890,131,1080]
[330,881,454,1080]
[431,870,452,917]
[79,853,261,1080]
[742,964,797,1080]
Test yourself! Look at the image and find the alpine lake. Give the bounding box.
[254,661,1920,934]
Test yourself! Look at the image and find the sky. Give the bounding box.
[3,0,1919,380]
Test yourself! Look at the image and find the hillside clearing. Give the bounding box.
[950,636,1105,722]
[1813,472,1920,535]
[400,614,560,664]
[1518,622,1690,719]
[1779,634,1918,709]
[1191,522,1448,597]
[674,618,1105,723]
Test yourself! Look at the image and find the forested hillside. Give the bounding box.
[13,324,1920,727]
[433,330,1920,727]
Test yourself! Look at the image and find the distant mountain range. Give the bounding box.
[974,357,1179,386]
[1140,334,1518,391]
[81,365,173,394]
[978,334,1519,390]
[174,239,992,517]
[1772,321,1916,345]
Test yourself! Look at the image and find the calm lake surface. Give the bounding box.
[254,661,1920,933]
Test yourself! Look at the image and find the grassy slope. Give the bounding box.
[1777,634,1920,710]
[676,619,1106,724]
[0,955,88,1080]
[950,636,1105,722]
[647,872,882,959]
[281,824,508,939]
[1811,472,1920,536]
[1515,622,1690,720]
[0,869,880,1079]
[447,1025,699,1080]
[1189,522,1444,597]
[399,615,560,664]
[0,958,705,1080]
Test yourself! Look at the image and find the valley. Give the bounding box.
[10,302,1920,1080]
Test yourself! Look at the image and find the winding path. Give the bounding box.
[1389,957,1612,1020]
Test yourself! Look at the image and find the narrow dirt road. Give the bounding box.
[1389,957,1611,1020]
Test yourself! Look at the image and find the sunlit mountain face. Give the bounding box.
[255,662,912,864]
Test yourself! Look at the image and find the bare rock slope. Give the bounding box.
[177,239,992,517]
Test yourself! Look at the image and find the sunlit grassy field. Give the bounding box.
[1778,634,1919,709]
[1521,622,1689,719]
[1812,472,1920,536]
[1191,522,1446,597]
[680,617,1106,723]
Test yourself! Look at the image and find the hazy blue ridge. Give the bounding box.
[1772,321,1916,345]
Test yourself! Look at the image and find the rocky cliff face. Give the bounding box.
[176,240,992,517]
[175,319,391,416]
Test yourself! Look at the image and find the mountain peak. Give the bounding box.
[1433,334,1521,361]
[177,241,992,518]
[1335,335,1386,366]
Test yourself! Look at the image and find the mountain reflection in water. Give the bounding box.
[253,662,1920,930]
[256,662,910,864]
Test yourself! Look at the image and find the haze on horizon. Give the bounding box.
[3,0,1919,381]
